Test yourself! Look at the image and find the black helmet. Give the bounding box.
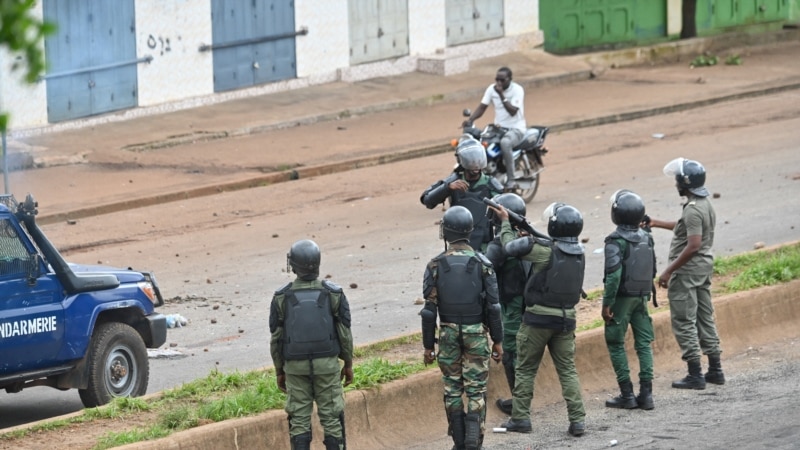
[543,202,583,241]
[663,157,708,197]
[287,239,320,280]
[610,189,645,226]
[440,206,474,244]
[456,138,487,171]
[487,193,526,226]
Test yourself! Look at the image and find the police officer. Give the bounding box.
[269,239,354,450]
[647,158,724,390]
[421,137,504,251]
[420,206,503,450]
[489,202,587,437]
[484,193,530,415]
[602,190,656,410]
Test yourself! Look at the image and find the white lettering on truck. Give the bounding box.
[0,316,57,338]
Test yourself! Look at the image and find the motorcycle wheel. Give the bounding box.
[514,158,541,204]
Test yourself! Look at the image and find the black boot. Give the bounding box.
[672,358,706,390]
[605,380,637,409]
[323,435,342,450]
[501,417,532,433]
[290,432,312,450]
[636,380,655,410]
[464,412,482,450]
[705,353,726,385]
[496,351,516,415]
[449,411,466,450]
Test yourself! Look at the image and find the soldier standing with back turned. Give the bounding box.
[269,239,354,450]
[420,206,503,450]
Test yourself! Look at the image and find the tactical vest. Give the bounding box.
[282,288,340,360]
[611,231,655,297]
[452,184,493,249]
[436,254,484,324]
[524,243,585,309]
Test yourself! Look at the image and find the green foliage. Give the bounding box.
[353,334,421,359]
[716,243,800,293]
[346,358,426,391]
[0,0,56,131]
[725,54,742,65]
[93,426,170,450]
[690,54,718,67]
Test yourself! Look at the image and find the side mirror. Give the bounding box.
[462,109,471,117]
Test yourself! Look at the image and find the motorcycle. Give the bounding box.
[454,109,549,203]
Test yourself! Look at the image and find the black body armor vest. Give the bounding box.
[282,288,340,360]
[452,185,493,250]
[611,231,655,297]
[436,254,484,324]
[524,243,585,309]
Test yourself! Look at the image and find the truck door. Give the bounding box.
[0,218,65,373]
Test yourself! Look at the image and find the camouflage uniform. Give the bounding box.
[422,241,502,449]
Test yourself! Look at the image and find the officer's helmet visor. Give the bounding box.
[662,157,686,178]
[458,143,487,171]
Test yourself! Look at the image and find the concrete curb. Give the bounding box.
[117,279,800,450]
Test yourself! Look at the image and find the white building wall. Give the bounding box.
[1,0,544,134]
[0,2,48,131]
[505,0,540,36]
[135,0,214,107]
[408,0,447,55]
[295,0,350,82]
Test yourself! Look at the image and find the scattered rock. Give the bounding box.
[272,233,279,238]
[169,342,178,347]
[581,237,590,243]
[349,283,358,289]
[211,319,217,324]
[213,304,220,310]
[713,192,721,198]
[753,242,765,250]
[206,278,212,284]
[414,297,424,305]
[66,219,77,225]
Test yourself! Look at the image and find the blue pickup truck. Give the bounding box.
[0,194,166,407]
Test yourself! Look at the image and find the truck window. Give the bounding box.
[0,219,29,277]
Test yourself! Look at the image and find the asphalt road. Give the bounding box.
[1,90,799,430]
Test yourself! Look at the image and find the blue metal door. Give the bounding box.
[211,0,298,92]
[43,0,138,123]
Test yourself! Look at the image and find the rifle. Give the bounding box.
[482,197,549,241]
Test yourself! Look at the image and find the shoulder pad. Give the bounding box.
[475,252,493,268]
[274,282,292,295]
[322,280,343,293]
[487,177,504,193]
[505,236,534,257]
[532,236,552,247]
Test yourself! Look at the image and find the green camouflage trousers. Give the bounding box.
[437,323,490,420]
[604,296,654,383]
[285,371,345,439]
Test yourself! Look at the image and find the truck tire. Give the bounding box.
[78,322,149,408]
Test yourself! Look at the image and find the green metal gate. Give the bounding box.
[540,0,667,54]
[696,0,790,34]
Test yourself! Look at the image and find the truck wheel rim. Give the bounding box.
[105,344,137,396]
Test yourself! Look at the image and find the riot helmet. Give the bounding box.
[440,206,474,244]
[610,189,645,226]
[542,202,583,242]
[287,239,321,281]
[487,192,526,226]
[456,138,487,172]
[663,157,708,197]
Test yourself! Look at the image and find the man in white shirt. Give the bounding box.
[463,67,527,192]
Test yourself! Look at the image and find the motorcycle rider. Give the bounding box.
[484,193,530,416]
[462,66,526,193]
[420,137,503,251]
